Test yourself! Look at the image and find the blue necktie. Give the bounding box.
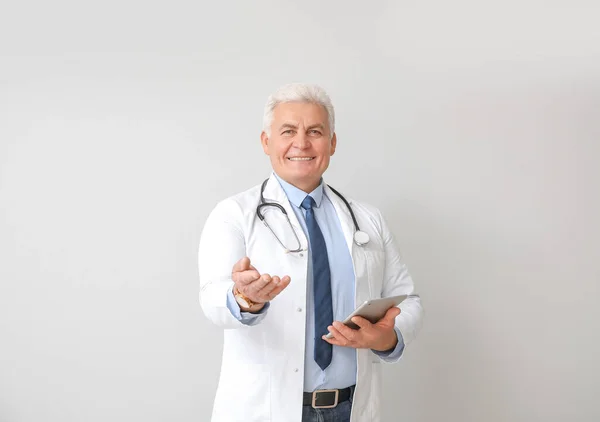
[301,195,333,371]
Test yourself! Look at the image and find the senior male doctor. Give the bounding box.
[198,83,423,422]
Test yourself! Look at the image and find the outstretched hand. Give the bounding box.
[231,257,291,306]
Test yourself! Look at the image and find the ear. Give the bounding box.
[260,131,270,155]
[330,133,337,156]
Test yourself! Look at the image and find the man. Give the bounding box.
[199,83,423,422]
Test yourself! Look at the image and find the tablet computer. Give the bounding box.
[325,295,408,339]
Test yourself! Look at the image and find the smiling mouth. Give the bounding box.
[287,157,315,161]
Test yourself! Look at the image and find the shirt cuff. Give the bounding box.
[226,287,270,326]
[371,327,405,362]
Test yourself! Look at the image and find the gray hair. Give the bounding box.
[262,83,335,139]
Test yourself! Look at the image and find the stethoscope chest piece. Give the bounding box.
[353,230,370,246]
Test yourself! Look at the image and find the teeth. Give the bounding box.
[288,157,314,161]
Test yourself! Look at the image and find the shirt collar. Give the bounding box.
[273,172,324,208]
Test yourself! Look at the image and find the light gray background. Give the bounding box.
[1,1,599,421]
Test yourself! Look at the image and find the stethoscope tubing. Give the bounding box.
[257,178,369,252]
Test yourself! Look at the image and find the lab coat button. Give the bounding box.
[294,368,299,373]
[299,253,304,257]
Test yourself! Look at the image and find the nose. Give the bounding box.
[292,133,310,149]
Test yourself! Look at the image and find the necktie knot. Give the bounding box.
[300,195,315,211]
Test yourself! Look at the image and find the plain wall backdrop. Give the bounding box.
[1,1,599,421]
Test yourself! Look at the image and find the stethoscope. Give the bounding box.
[256,179,371,253]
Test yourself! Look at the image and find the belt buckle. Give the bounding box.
[312,389,339,409]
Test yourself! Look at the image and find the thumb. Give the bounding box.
[384,307,401,322]
[233,256,251,272]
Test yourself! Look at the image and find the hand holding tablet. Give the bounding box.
[324,295,409,339]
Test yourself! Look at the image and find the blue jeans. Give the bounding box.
[301,400,352,422]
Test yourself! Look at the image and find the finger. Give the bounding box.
[350,316,372,329]
[321,330,343,345]
[383,307,401,321]
[374,307,401,329]
[233,269,261,285]
[232,257,251,273]
[258,275,280,298]
[323,326,342,344]
[332,321,360,342]
[325,325,352,347]
[264,275,291,298]
[247,273,272,294]
[322,335,336,345]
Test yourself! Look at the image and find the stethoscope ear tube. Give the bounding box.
[257,179,290,222]
[257,202,287,221]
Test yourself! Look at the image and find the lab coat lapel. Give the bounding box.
[324,182,373,311]
[324,184,355,255]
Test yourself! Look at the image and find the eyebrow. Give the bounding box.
[279,123,298,131]
[278,123,326,131]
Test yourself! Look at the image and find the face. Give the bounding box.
[261,102,337,193]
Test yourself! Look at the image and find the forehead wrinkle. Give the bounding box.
[273,103,328,126]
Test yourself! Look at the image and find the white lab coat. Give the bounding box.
[198,173,423,422]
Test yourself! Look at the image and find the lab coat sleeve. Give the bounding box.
[226,287,270,326]
[371,327,405,361]
[374,208,424,363]
[198,198,269,328]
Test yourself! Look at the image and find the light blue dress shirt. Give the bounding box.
[226,174,405,392]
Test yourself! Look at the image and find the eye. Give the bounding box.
[281,129,295,135]
[308,130,322,135]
